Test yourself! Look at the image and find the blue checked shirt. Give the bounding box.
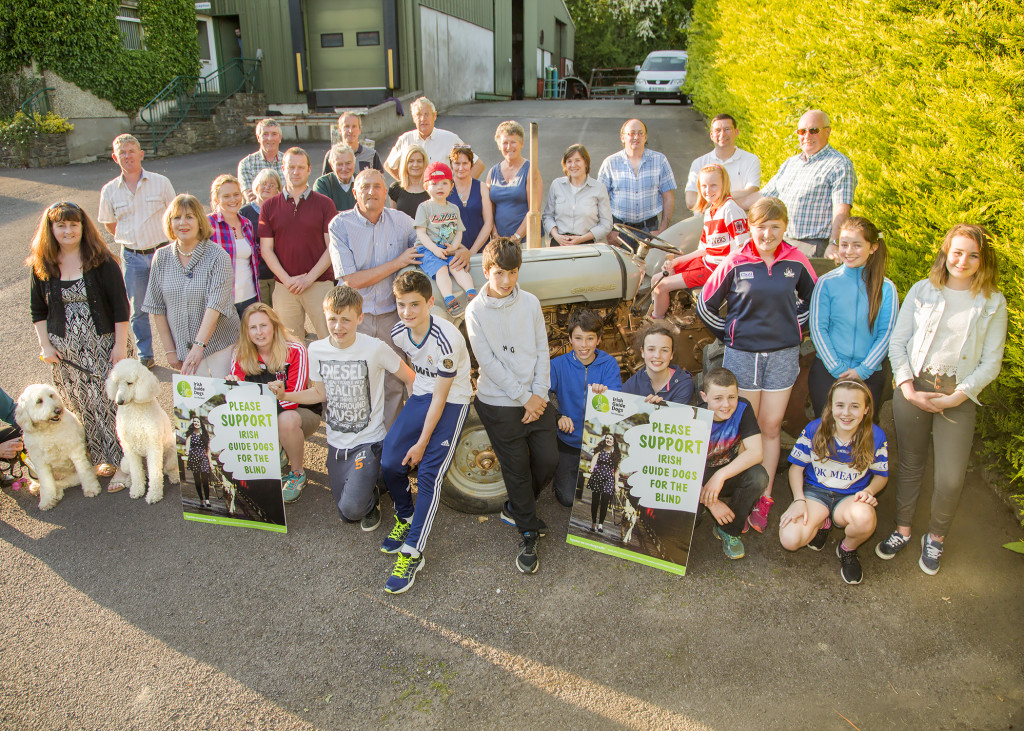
[760,145,856,241]
[597,148,677,223]
[328,207,418,316]
[237,150,283,195]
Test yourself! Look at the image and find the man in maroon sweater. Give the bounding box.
[259,147,338,339]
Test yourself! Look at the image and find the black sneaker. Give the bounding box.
[500,501,547,537]
[515,530,539,574]
[807,525,830,551]
[360,501,382,532]
[837,542,863,585]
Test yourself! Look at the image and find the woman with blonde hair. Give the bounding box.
[144,194,239,376]
[228,302,320,502]
[388,144,429,218]
[28,201,132,489]
[878,223,1007,574]
[208,173,261,317]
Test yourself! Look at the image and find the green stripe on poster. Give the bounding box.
[184,512,287,533]
[566,534,686,575]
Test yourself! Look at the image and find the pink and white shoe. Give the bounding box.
[747,495,774,533]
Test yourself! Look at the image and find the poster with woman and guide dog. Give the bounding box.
[172,375,286,532]
[566,389,712,575]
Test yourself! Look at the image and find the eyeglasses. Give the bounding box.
[625,131,646,138]
[797,127,828,136]
[48,201,81,212]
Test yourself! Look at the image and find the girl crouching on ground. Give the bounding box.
[228,303,321,503]
[780,379,888,584]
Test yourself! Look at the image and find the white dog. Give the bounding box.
[15,384,101,510]
[105,359,179,504]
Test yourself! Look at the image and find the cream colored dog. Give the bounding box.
[105,358,179,504]
[15,384,101,510]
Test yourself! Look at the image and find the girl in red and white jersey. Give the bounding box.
[228,303,321,500]
[650,164,749,318]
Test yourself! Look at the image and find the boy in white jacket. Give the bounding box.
[465,238,557,574]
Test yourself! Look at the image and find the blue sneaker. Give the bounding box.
[919,534,944,575]
[384,551,425,594]
[282,470,305,503]
[712,524,745,560]
[380,515,412,554]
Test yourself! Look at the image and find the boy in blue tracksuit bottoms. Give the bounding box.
[466,237,557,575]
[549,308,621,507]
[379,270,472,594]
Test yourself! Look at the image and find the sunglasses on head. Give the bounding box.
[797,127,826,136]
[48,201,82,212]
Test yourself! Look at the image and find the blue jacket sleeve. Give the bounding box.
[0,386,15,426]
[696,259,735,340]
[810,276,843,377]
[855,278,899,380]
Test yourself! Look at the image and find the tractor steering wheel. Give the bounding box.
[611,223,682,255]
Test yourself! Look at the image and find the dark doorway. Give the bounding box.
[511,0,524,99]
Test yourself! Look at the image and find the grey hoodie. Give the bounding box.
[465,282,550,407]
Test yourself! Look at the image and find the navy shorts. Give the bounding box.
[723,345,800,392]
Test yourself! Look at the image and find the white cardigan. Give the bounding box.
[888,278,1007,404]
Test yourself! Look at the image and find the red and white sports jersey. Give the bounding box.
[699,197,750,267]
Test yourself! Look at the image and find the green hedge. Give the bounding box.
[0,0,199,113]
[687,0,1024,506]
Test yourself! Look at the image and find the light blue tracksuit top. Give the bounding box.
[809,264,899,380]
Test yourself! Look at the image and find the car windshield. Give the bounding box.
[641,56,687,72]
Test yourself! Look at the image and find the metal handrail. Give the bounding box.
[18,87,54,130]
[138,57,261,154]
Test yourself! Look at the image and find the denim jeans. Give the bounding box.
[123,248,154,360]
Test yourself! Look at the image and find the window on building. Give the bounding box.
[117,1,145,51]
[197,20,212,61]
[321,33,344,48]
[356,31,380,46]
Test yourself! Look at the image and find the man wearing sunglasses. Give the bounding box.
[758,109,855,259]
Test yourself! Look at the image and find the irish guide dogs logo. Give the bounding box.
[176,381,192,398]
[592,393,610,413]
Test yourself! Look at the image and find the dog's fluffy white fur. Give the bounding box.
[105,359,179,504]
[15,384,101,510]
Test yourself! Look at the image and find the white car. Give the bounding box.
[634,50,689,105]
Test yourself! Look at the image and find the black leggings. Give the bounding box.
[591,490,612,525]
[193,470,210,502]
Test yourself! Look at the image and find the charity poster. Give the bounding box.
[172,375,286,533]
[566,388,712,575]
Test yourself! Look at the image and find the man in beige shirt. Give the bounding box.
[97,134,175,368]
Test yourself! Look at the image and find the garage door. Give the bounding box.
[307,0,387,107]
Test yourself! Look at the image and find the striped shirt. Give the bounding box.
[208,212,261,303]
[789,419,888,494]
[142,240,240,361]
[391,315,472,404]
[237,149,283,195]
[760,145,856,241]
[597,148,677,223]
[328,207,418,316]
[97,169,176,250]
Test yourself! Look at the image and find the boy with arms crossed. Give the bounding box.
[466,238,557,574]
[283,286,414,529]
[379,271,473,594]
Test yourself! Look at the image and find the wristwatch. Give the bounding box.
[192,340,205,348]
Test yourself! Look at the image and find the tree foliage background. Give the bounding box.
[686,0,1024,508]
[566,0,692,81]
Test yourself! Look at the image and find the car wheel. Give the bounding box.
[439,404,507,514]
[633,94,641,105]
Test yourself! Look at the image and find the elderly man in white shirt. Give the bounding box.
[685,114,761,211]
[384,97,483,180]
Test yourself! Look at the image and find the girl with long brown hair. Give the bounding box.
[28,201,133,490]
[878,223,1007,575]
[809,216,898,420]
[780,378,889,585]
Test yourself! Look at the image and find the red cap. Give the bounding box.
[424,161,453,183]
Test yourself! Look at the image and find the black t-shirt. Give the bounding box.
[701,396,760,470]
[388,183,430,219]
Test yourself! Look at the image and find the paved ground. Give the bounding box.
[1,100,1022,730]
